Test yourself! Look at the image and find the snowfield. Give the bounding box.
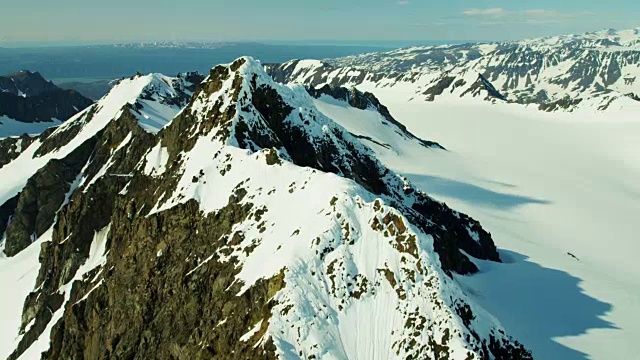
[318,86,640,359]
[0,116,62,139]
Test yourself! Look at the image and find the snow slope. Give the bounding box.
[0,73,192,206]
[0,72,198,359]
[0,229,52,359]
[326,87,640,359]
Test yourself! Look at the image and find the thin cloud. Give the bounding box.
[524,9,598,18]
[462,8,599,20]
[462,8,506,17]
[398,1,410,5]
[523,9,561,17]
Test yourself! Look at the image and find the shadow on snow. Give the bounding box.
[406,173,550,210]
[456,250,616,360]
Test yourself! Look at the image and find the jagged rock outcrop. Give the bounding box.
[1,57,531,360]
[2,137,96,257]
[0,133,38,168]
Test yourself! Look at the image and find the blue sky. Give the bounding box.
[1,0,639,44]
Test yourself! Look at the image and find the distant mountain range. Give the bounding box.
[108,41,237,49]
[266,28,640,112]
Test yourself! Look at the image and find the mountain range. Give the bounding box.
[267,28,640,111]
[1,27,639,360]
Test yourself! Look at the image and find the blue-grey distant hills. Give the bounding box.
[0,42,394,84]
[0,70,93,122]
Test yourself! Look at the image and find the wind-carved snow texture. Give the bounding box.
[265,27,640,112]
[0,57,531,359]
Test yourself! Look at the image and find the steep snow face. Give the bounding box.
[0,73,194,206]
[0,228,53,360]
[267,28,640,112]
[311,93,441,161]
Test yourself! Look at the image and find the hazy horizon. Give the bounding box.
[2,1,638,46]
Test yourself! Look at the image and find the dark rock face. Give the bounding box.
[0,89,93,123]
[0,70,59,97]
[478,74,508,101]
[9,107,283,359]
[2,136,96,257]
[8,109,157,359]
[180,71,206,93]
[0,193,20,241]
[0,70,93,127]
[0,133,37,169]
[409,192,500,274]
[539,97,583,112]
[423,76,456,101]
[43,198,281,360]
[236,80,390,195]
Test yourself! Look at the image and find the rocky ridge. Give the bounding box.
[1,57,531,359]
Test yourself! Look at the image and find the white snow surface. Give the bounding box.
[4,49,638,359]
[351,87,640,359]
[0,228,53,359]
[0,116,62,139]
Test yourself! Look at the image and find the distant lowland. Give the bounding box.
[0,41,439,99]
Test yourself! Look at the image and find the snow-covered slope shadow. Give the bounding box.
[457,251,615,360]
[309,88,619,359]
[406,174,550,209]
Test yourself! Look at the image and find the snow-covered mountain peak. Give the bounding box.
[1,57,533,359]
[0,71,199,212]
